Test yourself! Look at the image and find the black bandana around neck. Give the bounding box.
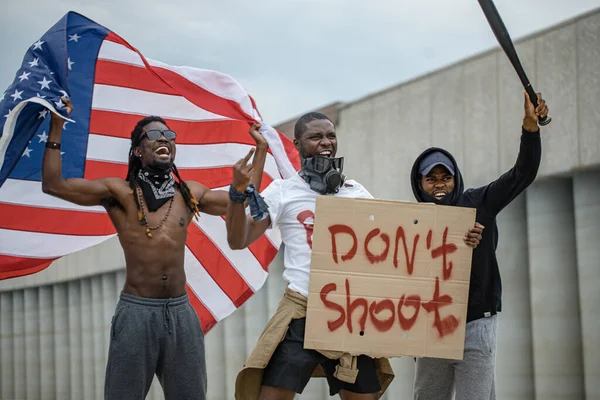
[136,167,175,212]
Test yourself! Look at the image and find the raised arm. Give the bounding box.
[190,124,269,216]
[225,145,271,249]
[247,123,268,191]
[41,99,117,206]
[477,92,548,216]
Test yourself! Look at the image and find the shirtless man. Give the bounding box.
[41,98,268,400]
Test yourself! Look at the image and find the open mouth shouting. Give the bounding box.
[154,145,171,160]
[319,150,333,157]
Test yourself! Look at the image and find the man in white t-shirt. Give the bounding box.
[226,112,483,400]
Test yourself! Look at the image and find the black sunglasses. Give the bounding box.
[143,129,177,141]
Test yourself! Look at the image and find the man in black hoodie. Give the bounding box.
[411,92,548,400]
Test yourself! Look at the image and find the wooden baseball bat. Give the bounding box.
[478,0,551,125]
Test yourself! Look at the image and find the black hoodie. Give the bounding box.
[410,128,541,322]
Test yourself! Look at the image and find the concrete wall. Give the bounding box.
[1,8,599,400]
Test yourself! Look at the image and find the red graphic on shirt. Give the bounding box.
[297,210,315,249]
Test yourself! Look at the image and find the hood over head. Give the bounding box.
[410,147,464,205]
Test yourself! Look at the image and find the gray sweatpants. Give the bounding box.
[414,314,498,400]
[104,292,207,400]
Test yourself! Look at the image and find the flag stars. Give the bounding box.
[38,109,48,119]
[32,40,44,50]
[22,147,33,158]
[10,89,23,101]
[68,33,81,42]
[55,99,65,110]
[18,72,31,82]
[67,57,75,70]
[28,57,39,68]
[4,108,13,119]
[37,131,49,143]
[38,77,51,90]
[59,90,69,98]
[36,93,46,99]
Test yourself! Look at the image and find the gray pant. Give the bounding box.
[104,292,207,400]
[414,314,498,400]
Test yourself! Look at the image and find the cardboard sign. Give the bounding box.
[304,196,476,360]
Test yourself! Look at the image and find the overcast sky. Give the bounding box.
[1,0,598,125]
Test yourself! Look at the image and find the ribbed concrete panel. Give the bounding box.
[430,65,465,173]
[13,290,26,400]
[39,286,54,400]
[495,196,534,400]
[463,52,500,188]
[498,39,535,174]
[52,284,69,399]
[205,321,226,399]
[1,292,14,399]
[223,306,247,398]
[535,24,579,176]
[66,281,82,399]
[573,171,600,399]
[527,179,583,399]
[24,289,40,399]
[336,100,374,191]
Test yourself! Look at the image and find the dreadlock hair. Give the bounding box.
[293,112,333,140]
[127,116,201,219]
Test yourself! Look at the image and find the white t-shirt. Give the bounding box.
[261,173,373,297]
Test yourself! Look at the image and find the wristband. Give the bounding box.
[229,184,249,203]
[45,141,61,150]
[229,184,269,221]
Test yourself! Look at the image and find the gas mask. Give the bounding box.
[299,156,346,195]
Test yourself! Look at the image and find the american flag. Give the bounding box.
[0,12,300,333]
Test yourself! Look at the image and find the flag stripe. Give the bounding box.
[0,203,114,235]
[84,160,274,191]
[100,36,256,120]
[193,214,268,292]
[183,247,236,320]
[247,235,279,272]
[0,179,106,212]
[92,84,229,122]
[96,59,253,122]
[84,133,281,179]
[89,110,257,145]
[0,228,114,258]
[185,223,254,306]
[186,284,218,333]
[95,59,179,96]
[0,254,56,280]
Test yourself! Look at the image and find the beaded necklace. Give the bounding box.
[134,183,174,238]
